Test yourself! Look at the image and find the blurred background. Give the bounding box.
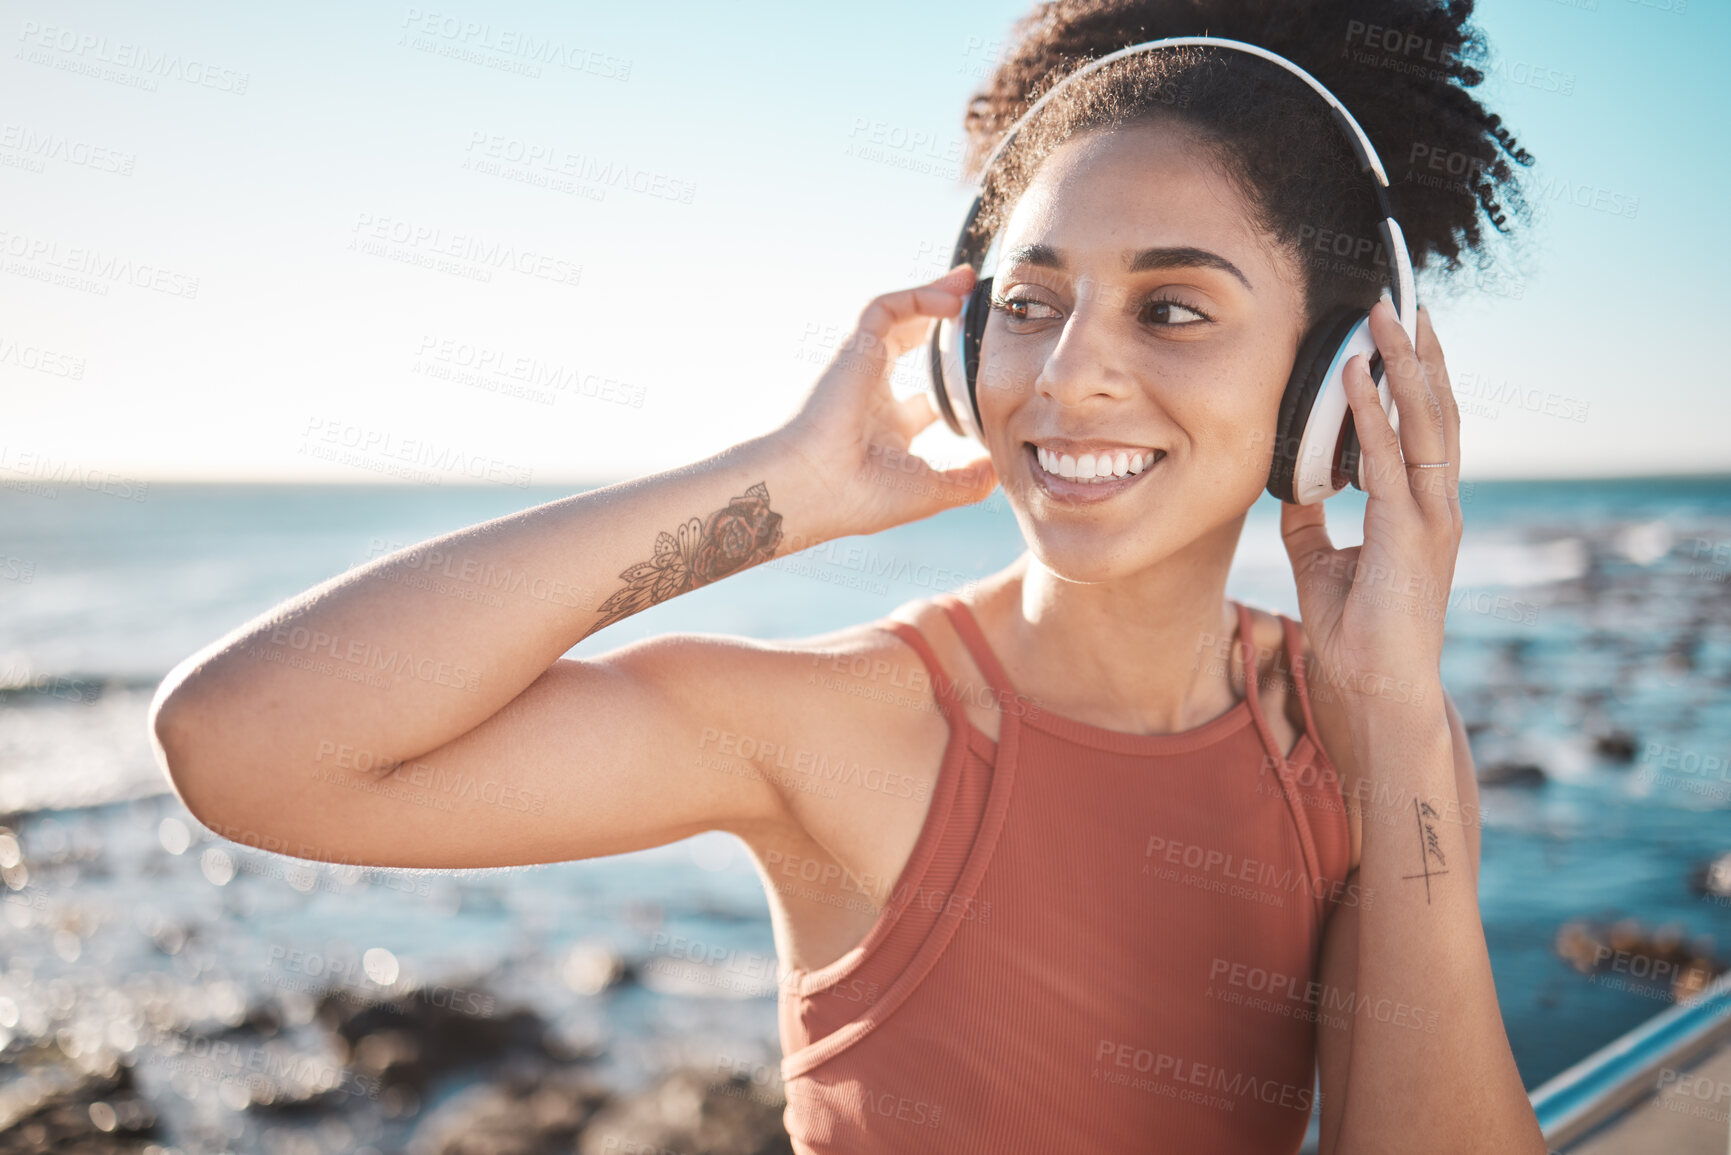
[2,1,1727,1152]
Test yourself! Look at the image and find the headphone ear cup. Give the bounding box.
[928,314,966,438]
[961,277,993,438]
[931,276,992,444]
[1267,307,1366,505]
[931,292,979,442]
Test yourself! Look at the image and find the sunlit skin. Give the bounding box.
[982,119,1307,568]
[957,119,1318,732]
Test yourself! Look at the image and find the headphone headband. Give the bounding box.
[974,37,1390,189]
[958,37,1415,337]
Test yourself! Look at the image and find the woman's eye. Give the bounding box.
[990,296,1060,322]
[1143,298,1211,326]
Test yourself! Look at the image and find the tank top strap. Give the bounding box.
[1233,599,1287,766]
[932,592,1018,701]
[1278,613,1326,752]
[872,618,961,722]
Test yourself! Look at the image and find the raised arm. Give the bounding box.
[147,267,996,869]
[1281,303,1545,1153]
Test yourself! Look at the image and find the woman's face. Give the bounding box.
[976,119,1309,582]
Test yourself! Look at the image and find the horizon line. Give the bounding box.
[19,469,1728,489]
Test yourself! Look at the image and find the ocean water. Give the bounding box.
[1,475,1729,1145]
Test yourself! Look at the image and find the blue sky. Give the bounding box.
[3,0,1725,484]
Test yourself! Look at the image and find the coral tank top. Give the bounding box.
[776,593,1353,1154]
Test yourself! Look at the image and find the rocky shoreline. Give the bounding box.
[0,911,794,1155]
[0,787,794,1155]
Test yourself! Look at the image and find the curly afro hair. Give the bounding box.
[960,0,1533,324]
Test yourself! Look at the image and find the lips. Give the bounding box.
[1024,441,1166,502]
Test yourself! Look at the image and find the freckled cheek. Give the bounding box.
[1180,357,1289,473]
[974,341,1044,435]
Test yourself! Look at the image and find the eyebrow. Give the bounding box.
[1000,242,1253,290]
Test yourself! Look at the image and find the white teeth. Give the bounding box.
[1033,446,1160,483]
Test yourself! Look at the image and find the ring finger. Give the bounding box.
[1368,298,1450,513]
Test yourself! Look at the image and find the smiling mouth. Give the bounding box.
[1025,442,1166,494]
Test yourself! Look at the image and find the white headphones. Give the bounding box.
[926,36,1419,505]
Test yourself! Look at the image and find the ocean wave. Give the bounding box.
[0,687,167,814]
[1454,535,1590,588]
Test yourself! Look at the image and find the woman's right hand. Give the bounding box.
[770,265,1000,541]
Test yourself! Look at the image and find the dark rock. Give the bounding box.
[318,987,546,1097]
[1668,625,1705,672]
[1592,730,1639,763]
[146,919,193,956]
[1479,761,1546,788]
[576,1068,792,1155]
[165,1015,366,1116]
[240,1001,283,1036]
[0,1059,157,1154]
[1554,918,1722,1002]
[1661,650,1694,678]
[413,1064,611,1155]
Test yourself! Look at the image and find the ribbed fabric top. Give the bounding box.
[776,594,1352,1154]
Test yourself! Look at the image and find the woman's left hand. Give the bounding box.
[1279,300,1463,708]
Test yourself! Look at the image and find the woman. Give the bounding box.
[150,0,1546,1150]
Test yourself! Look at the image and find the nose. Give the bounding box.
[1034,293,1138,411]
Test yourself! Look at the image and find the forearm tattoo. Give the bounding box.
[590,481,783,631]
[1402,799,1449,903]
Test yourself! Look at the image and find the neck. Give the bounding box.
[985,517,1249,734]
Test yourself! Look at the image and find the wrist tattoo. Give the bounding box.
[590,481,783,632]
[1401,799,1449,903]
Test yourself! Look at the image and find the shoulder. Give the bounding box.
[879,591,1018,742]
[602,602,956,834]
[623,606,949,737]
[780,602,961,743]
[586,606,954,800]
